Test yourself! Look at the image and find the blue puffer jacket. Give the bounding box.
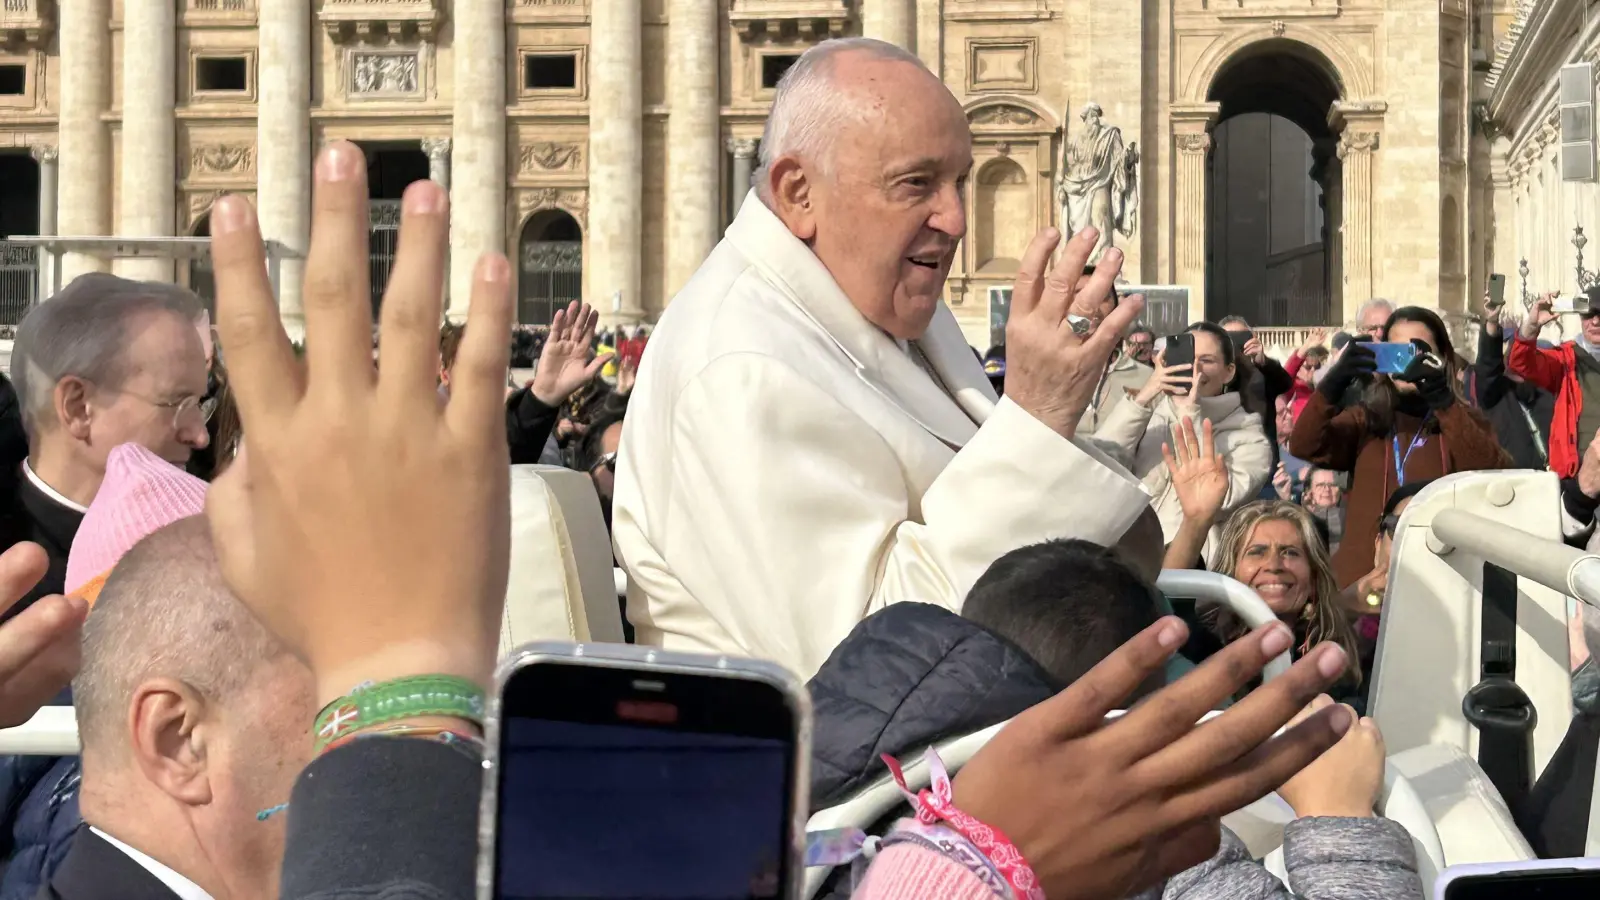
[0,755,81,900]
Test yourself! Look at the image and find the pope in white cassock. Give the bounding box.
[612,38,1152,677]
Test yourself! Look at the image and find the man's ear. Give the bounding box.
[54,377,93,442]
[129,678,213,807]
[768,157,817,242]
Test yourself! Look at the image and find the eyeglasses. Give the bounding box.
[108,388,211,431]
[1378,513,1400,537]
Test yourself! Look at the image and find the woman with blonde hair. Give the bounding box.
[1205,499,1367,703]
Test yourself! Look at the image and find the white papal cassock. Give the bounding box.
[612,192,1150,677]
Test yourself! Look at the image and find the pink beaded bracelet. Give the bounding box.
[881,749,1047,900]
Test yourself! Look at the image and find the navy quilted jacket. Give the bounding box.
[0,755,80,900]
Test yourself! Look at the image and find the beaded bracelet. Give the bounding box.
[881,749,1046,900]
[312,674,486,754]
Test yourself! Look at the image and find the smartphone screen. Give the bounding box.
[492,661,799,900]
[1370,342,1419,375]
[1444,870,1600,899]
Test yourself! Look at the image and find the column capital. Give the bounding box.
[1175,133,1211,155]
[421,137,452,162]
[1169,101,1220,132]
[29,143,58,164]
[1337,130,1380,160]
[726,137,759,159]
[1328,99,1387,134]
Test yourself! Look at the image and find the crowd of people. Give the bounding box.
[0,33,1588,900]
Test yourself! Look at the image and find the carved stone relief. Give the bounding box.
[969,104,1039,127]
[518,142,584,172]
[1175,133,1212,154]
[518,188,588,229]
[351,52,418,95]
[190,143,255,176]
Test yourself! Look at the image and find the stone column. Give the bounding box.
[258,0,311,330]
[449,0,507,319]
[119,0,176,282]
[727,138,758,227]
[666,0,719,297]
[30,144,58,303]
[1173,133,1211,321]
[57,0,111,282]
[422,138,452,191]
[862,0,915,50]
[590,0,643,323]
[1337,131,1379,317]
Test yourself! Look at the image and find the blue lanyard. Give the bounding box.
[1392,414,1434,481]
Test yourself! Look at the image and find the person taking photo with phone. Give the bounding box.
[1506,286,1600,478]
[1472,293,1554,471]
[1097,322,1272,556]
[1288,306,1510,592]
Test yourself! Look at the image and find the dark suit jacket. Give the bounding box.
[35,829,181,900]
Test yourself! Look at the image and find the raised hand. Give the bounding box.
[1004,228,1147,439]
[1163,417,1228,524]
[1135,350,1194,407]
[0,543,85,728]
[1272,463,1294,502]
[952,617,1352,900]
[1242,335,1267,366]
[206,141,513,704]
[1523,293,1557,339]
[1277,695,1384,819]
[616,355,638,397]
[1299,328,1329,353]
[531,301,612,407]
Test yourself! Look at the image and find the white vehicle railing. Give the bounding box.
[1428,510,1600,613]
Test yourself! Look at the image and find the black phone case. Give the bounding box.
[1164,333,1196,370]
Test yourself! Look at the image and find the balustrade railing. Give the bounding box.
[0,242,38,326]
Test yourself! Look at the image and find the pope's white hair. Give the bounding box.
[753,38,931,203]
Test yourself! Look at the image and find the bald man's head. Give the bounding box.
[74,516,289,758]
[73,516,315,900]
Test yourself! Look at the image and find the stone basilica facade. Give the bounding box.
[0,1,1532,346]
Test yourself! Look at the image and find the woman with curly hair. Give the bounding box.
[1204,499,1367,706]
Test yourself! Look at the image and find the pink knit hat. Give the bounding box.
[65,443,209,602]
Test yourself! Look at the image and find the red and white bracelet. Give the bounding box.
[881,749,1047,900]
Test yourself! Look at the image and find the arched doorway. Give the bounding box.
[358,141,429,315]
[517,210,582,326]
[1205,41,1342,326]
[189,214,216,314]
[0,151,40,324]
[973,157,1029,274]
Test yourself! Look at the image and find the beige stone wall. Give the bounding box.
[0,0,1482,341]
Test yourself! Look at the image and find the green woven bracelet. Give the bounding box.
[312,674,486,751]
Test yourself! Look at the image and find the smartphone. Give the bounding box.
[1228,329,1253,355]
[1370,342,1420,375]
[1552,294,1583,315]
[479,643,810,900]
[1163,332,1196,370]
[1437,859,1600,899]
[1487,274,1507,310]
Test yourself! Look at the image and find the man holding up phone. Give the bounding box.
[1508,286,1600,477]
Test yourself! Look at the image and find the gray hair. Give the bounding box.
[1356,297,1396,325]
[74,517,287,761]
[1217,315,1251,328]
[12,274,205,440]
[754,37,930,203]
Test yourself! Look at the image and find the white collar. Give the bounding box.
[22,460,87,514]
[90,827,216,900]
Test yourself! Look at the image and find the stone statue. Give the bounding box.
[1055,102,1139,263]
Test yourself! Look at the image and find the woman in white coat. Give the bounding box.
[1098,321,1274,554]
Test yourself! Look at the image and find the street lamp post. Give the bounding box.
[1519,258,1530,308]
[1575,226,1596,292]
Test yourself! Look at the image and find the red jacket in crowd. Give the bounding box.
[1507,336,1583,477]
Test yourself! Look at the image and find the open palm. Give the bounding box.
[1163,416,1229,522]
[530,301,612,406]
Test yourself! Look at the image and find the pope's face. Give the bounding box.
[803,56,973,341]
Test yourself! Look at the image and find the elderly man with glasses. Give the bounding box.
[3,274,211,622]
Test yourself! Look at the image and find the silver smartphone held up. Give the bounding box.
[478,643,812,900]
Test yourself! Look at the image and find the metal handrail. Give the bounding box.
[1429,509,1600,611]
[0,706,78,756]
[1158,569,1293,681]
